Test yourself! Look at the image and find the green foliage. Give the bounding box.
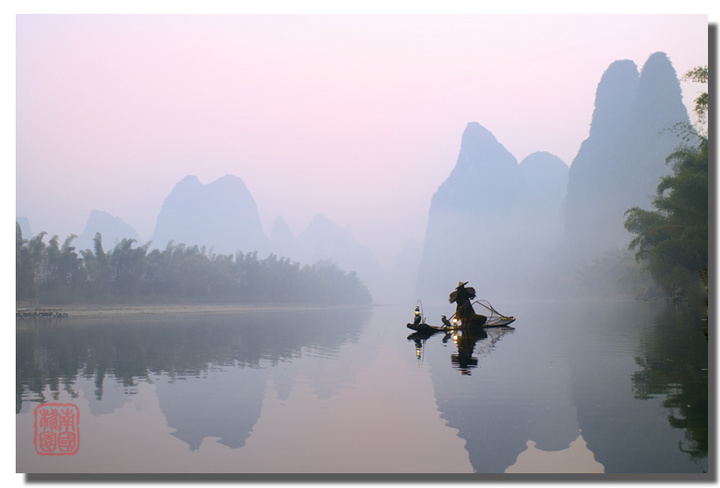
[16,224,45,300]
[682,66,708,136]
[624,66,708,298]
[624,143,708,297]
[16,230,372,306]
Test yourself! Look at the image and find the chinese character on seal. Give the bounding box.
[34,403,79,456]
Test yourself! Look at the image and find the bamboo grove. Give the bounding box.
[16,226,372,306]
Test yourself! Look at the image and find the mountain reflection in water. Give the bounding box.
[17,307,371,452]
[16,301,708,474]
[412,300,708,474]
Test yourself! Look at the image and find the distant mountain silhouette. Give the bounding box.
[269,215,295,258]
[77,210,141,251]
[269,213,383,296]
[151,174,268,255]
[562,52,689,267]
[416,52,689,301]
[519,151,568,214]
[516,151,569,279]
[415,122,567,300]
[294,213,384,295]
[151,176,381,298]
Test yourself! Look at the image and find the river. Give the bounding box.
[16,299,708,476]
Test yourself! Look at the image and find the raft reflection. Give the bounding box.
[408,326,514,375]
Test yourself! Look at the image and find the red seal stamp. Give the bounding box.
[34,403,79,456]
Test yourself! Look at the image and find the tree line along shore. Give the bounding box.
[16,230,373,308]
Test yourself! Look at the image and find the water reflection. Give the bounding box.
[16,301,708,474]
[408,326,513,375]
[17,308,370,411]
[407,329,438,363]
[412,301,708,473]
[449,328,514,375]
[18,308,372,455]
[561,301,708,473]
[157,366,269,450]
[631,304,709,465]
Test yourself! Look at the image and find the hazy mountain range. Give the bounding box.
[75,210,142,251]
[415,123,569,300]
[18,52,691,303]
[416,51,689,300]
[151,174,268,255]
[563,52,689,264]
[151,174,385,293]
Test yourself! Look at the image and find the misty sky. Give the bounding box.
[14,12,709,267]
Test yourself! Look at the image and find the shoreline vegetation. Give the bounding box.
[16,229,373,308]
[17,303,372,319]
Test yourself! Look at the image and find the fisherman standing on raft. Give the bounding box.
[449,281,487,327]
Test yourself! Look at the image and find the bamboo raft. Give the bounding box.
[16,308,68,319]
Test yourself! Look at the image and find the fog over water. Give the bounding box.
[15,14,708,300]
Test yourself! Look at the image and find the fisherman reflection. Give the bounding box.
[450,327,488,375]
[408,325,515,375]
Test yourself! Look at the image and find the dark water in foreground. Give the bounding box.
[16,300,708,474]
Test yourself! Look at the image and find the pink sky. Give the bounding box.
[14,13,709,267]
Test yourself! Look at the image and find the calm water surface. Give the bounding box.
[16,300,708,474]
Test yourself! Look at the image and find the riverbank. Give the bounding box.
[17,303,369,319]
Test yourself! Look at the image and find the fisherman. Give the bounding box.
[451,281,475,305]
[449,281,487,327]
